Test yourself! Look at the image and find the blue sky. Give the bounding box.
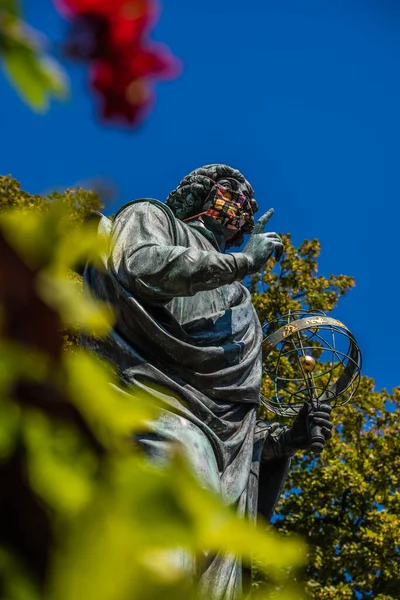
[1,0,399,392]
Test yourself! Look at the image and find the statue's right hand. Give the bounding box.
[242,208,283,274]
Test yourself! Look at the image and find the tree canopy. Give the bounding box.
[252,236,400,600]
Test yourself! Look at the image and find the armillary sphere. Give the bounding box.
[261,309,362,453]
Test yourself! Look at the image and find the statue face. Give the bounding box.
[175,168,257,246]
[202,178,254,241]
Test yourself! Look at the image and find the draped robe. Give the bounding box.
[82,199,291,599]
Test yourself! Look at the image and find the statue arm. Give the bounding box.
[110,202,252,301]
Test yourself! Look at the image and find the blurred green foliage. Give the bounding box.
[0,176,305,600]
[0,0,68,110]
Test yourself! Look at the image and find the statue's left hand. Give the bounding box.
[284,402,333,452]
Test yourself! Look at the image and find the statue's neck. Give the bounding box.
[187,217,225,252]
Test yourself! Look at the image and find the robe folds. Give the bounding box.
[82,199,291,599]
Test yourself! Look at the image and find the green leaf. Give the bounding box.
[3,48,47,111]
[64,350,161,445]
[38,56,69,100]
[38,274,114,336]
[23,411,96,517]
[0,548,41,600]
[2,46,68,111]
[0,0,19,17]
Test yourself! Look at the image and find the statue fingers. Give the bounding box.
[263,232,282,239]
[263,232,283,258]
[297,402,310,418]
[321,426,333,441]
[274,241,284,261]
[312,409,333,421]
[310,416,333,429]
[252,208,274,235]
[311,440,325,453]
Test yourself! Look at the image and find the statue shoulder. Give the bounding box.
[113,199,178,244]
[114,198,175,222]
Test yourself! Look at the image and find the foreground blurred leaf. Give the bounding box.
[0,342,50,396]
[0,7,68,111]
[170,453,306,573]
[64,350,160,446]
[38,274,113,335]
[0,203,88,268]
[3,48,67,111]
[1,203,114,335]
[23,410,96,517]
[0,397,20,461]
[48,452,305,600]
[0,548,40,600]
[0,0,19,17]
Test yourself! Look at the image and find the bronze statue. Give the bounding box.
[82,164,333,599]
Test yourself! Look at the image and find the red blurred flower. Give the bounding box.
[90,44,180,125]
[57,0,158,55]
[55,0,154,20]
[53,0,181,127]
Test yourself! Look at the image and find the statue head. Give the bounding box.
[166,164,258,248]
